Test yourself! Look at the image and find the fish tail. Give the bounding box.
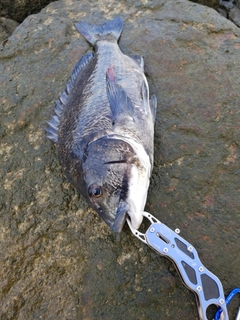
[75,17,123,46]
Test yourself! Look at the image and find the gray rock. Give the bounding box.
[0,17,19,43]
[189,0,219,10]
[0,0,57,23]
[220,0,236,11]
[192,0,240,29]
[218,6,228,18]
[219,0,240,24]
[229,6,240,27]
[1,0,240,319]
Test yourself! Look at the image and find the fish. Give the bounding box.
[46,17,157,232]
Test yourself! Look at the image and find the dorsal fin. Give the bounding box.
[71,52,94,82]
[46,52,94,143]
[106,65,134,126]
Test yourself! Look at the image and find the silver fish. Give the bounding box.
[46,17,157,232]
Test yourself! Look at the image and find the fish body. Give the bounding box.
[46,17,157,232]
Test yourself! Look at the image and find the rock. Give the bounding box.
[189,0,220,10]
[1,0,240,319]
[0,17,19,43]
[218,6,228,18]
[229,6,240,27]
[0,0,57,23]
[219,0,240,23]
[191,0,240,28]
[219,0,236,11]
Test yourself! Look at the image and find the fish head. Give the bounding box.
[82,136,150,232]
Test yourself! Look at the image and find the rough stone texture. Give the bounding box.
[0,0,240,319]
[229,6,240,27]
[192,0,240,27]
[220,0,236,10]
[0,17,19,43]
[189,0,219,10]
[0,0,57,23]
[219,0,240,26]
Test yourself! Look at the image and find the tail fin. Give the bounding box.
[75,17,123,46]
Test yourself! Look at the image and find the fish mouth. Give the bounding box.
[112,200,129,232]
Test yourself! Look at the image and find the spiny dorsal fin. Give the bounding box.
[46,52,94,143]
[71,51,94,82]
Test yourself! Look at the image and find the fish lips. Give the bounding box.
[112,200,129,232]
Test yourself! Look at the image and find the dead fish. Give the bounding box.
[46,17,157,232]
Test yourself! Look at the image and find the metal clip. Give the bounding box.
[127,212,229,320]
[236,306,240,320]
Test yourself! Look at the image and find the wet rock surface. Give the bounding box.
[1,0,240,319]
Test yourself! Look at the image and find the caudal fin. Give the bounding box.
[75,17,123,46]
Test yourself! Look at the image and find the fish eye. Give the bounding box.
[88,184,102,198]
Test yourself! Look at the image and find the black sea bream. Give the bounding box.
[46,17,157,232]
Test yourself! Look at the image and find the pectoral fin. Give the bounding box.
[106,65,134,125]
[150,94,157,122]
[130,54,144,69]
